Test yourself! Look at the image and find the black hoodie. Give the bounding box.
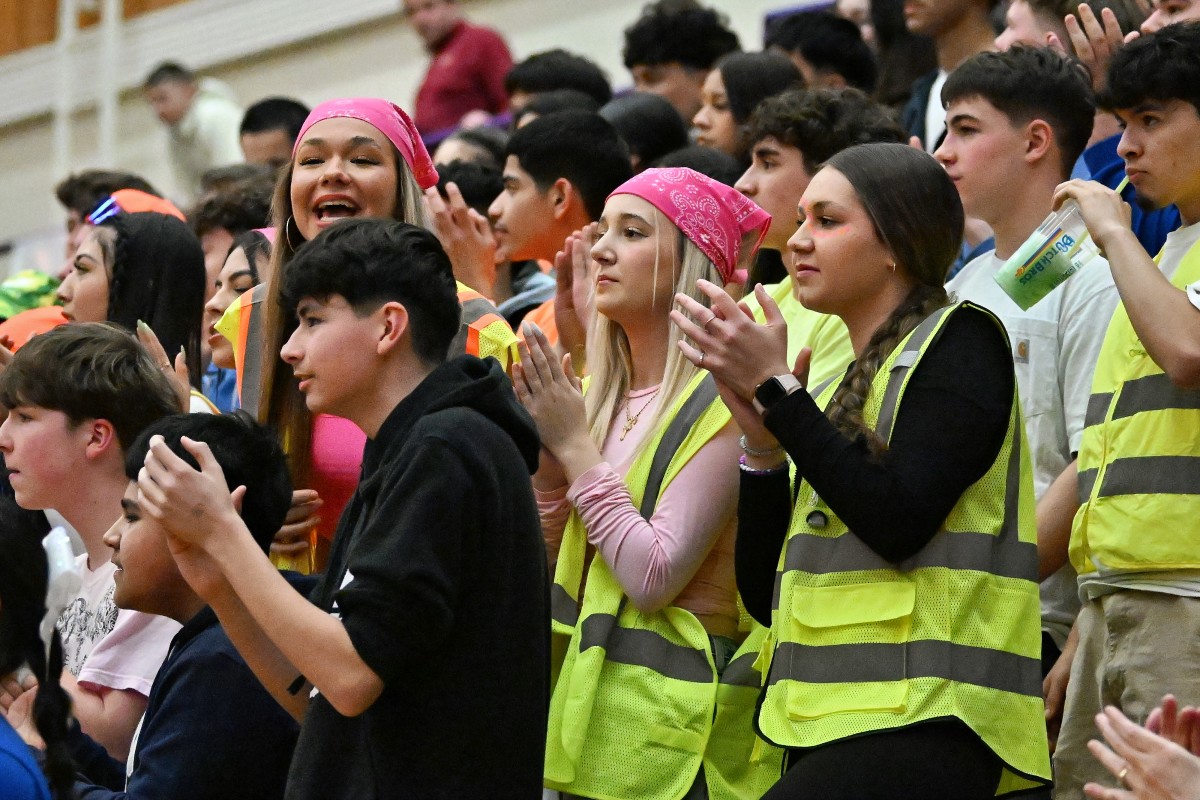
[287,355,548,800]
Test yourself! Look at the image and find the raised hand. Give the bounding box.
[136,321,191,411]
[424,183,498,297]
[554,223,598,369]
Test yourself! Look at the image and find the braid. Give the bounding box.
[825,283,950,457]
[29,632,75,800]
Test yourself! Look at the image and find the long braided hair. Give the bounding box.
[819,143,964,456]
[0,494,75,799]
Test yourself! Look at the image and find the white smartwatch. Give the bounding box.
[752,373,803,415]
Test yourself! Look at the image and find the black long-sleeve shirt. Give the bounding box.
[737,306,1015,624]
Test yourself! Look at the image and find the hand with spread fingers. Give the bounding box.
[1054,3,1140,93]
[670,280,791,400]
[424,182,498,297]
[1084,705,1200,800]
[1147,696,1200,758]
[137,434,245,550]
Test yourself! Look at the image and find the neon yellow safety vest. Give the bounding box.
[756,303,1051,796]
[545,373,785,800]
[1071,240,1200,575]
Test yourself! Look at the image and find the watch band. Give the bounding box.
[752,373,803,415]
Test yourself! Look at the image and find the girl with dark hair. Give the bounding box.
[674,143,1051,798]
[692,51,803,162]
[0,498,74,800]
[56,211,207,395]
[205,229,272,380]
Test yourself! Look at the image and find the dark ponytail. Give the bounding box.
[30,633,75,799]
[0,494,77,800]
[820,143,963,455]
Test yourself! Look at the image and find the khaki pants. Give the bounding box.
[1053,591,1200,799]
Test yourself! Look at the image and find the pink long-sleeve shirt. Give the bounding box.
[538,386,740,638]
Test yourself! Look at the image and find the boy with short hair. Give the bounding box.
[488,111,631,266]
[0,323,181,762]
[505,49,613,111]
[142,62,243,202]
[934,46,1119,717]
[63,412,299,799]
[901,0,999,150]
[734,88,905,387]
[765,10,878,91]
[137,219,548,800]
[621,0,740,122]
[239,97,310,168]
[1042,23,1200,798]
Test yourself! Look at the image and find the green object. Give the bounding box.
[0,270,60,320]
[994,200,1100,310]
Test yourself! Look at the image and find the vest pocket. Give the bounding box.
[789,580,916,639]
[783,580,916,719]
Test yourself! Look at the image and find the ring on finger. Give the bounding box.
[1117,767,1129,787]
[702,314,718,332]
[698,351,706,366]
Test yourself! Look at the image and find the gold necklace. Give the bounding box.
[620,389,661,441]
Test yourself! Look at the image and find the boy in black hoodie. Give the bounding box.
[135,219,549,799]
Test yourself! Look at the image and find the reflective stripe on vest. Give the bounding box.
[759,302,1051,790]
[550,582,579,629]
[544,373,783,799]
[1079,373,1200,502]
[234,284,268,419]
[449,294,504,356]
[767,638,1042,696]
[579,604,713,683]
[549,376,720,633]
[1072,241,1200,573]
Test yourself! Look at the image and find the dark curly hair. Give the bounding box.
[746,88,905,174]
[622,0,740,71]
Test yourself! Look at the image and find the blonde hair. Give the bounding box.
[584,215,734,462]
[257,146,426,485]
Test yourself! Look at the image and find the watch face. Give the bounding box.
[755,377,788,409]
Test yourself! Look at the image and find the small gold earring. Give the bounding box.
[888,261,897,273]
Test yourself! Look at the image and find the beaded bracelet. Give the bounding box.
[738,454,789,475]
[739,434,784,458]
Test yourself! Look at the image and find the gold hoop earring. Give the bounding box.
[285,216,305,250]
[888,261,897,274]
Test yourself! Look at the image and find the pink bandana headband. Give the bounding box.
[295,98,439,191]
[608,167,770,285]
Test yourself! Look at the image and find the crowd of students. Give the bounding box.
[1,0,1200,797]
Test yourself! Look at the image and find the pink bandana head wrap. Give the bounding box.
[607,167,770,285]
[294,98,439,191]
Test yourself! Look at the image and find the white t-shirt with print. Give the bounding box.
[949,248,1119,646]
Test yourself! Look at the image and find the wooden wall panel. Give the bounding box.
[0,0,191,57]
